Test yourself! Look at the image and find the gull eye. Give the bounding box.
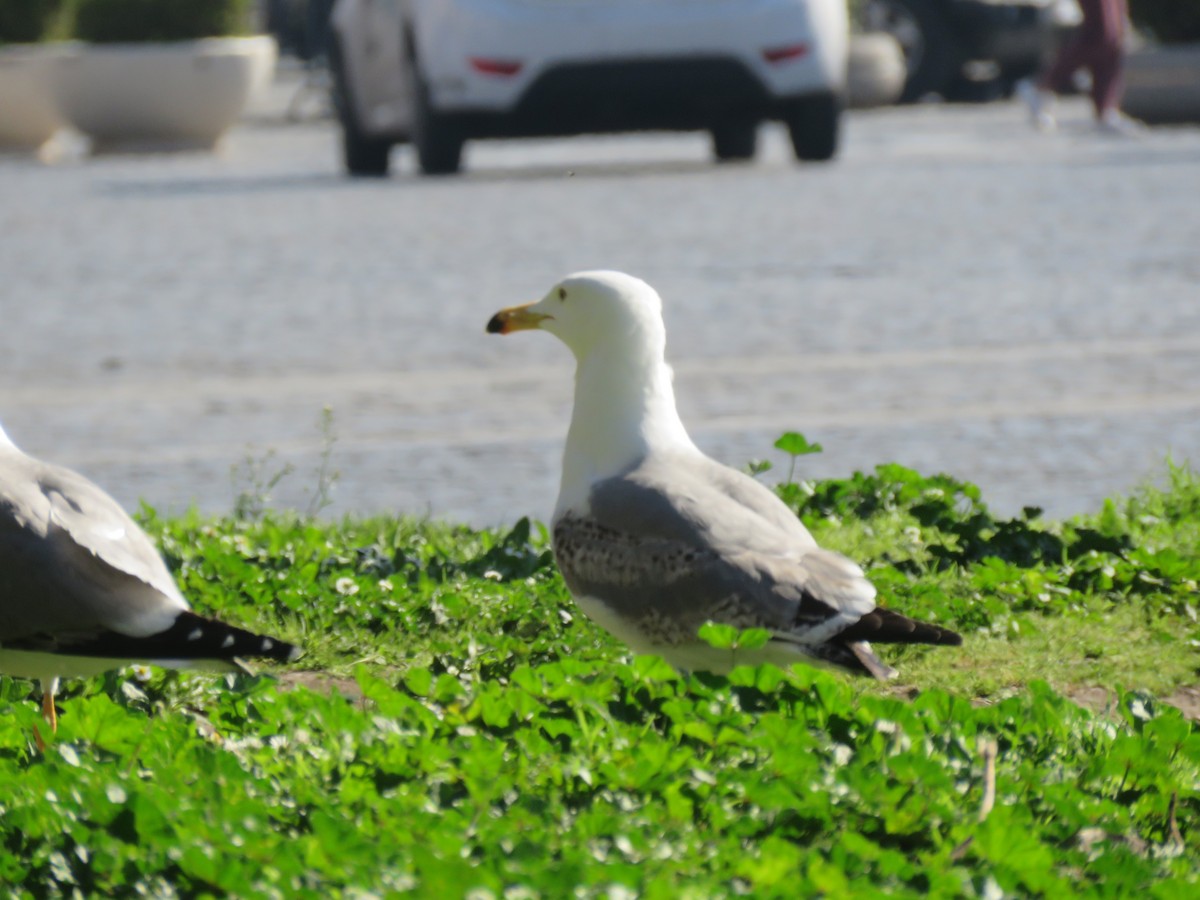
[557,287,567,302]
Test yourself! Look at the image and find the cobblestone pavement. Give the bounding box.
[2,95,1198,526]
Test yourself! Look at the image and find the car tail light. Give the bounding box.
[469,57,523,77]
[762,44,808,64]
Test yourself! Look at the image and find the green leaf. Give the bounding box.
[733,628,772,650]
[774,432,824,457]
[697,622,738,649]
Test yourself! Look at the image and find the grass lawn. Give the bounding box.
[1,451,1197,897]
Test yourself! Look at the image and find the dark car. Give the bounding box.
[862,0,1075,101]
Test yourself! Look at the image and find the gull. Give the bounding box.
[0,422,300,742]
[486,270,961,678]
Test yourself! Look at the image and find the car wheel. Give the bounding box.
[330,39,392,177]
[710,121,757,162]
[786,94,840,162]
[942,74,1006,104]
[409,55,463,176]
[862,0,961,102]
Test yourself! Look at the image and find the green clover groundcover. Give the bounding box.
[1,445,1197,898]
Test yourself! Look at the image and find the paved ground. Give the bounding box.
[2,90,1198,527]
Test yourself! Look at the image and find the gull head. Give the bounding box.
[486,270,666,363]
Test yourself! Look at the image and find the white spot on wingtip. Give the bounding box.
[262,638,274,651]
[221,635,235,649]
[187,628,203,641]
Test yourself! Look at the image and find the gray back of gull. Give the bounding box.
[0,443,187,644]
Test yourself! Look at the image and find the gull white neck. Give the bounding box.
[555,344,696,517]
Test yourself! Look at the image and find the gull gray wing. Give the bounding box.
[685,454,819,551]
[0,449,188,644]
[586,452,819,558]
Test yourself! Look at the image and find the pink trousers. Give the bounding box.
[1041,0,1127,118]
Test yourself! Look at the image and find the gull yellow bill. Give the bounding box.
[486,302,552,335]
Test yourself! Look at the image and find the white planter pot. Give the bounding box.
[847,33,906,110]
[1122,43,1200,125]
[0,44,67,151]
[51,35,277,152]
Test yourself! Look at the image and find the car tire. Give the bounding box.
[710,121,757,162]
[942,75,1006,104]
[785,94,840,162]
[409,55,464,176]
[864,0,961,102]
[330,39,392,177]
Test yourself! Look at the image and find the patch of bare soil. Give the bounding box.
[1063,684,1200,722]
[1163,685,1200,721]
[1065,685,1120,718]
[887,682,1200,721]
[276,671,365,703]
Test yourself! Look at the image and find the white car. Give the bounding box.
[329,0,849,176]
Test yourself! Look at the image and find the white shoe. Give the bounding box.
[1016,79,1057,132]
[1096,110,1147,137]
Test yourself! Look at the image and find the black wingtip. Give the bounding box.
[914,620,963,646]
[837,608,963,648]
[40,611,302,667]
[228,628,302,667]
[170,611,303,665]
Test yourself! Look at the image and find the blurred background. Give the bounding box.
[1,0,1198,525]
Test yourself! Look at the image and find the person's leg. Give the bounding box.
[1023,0,1103,129]
[1042,0,1104,92]
[1088,0,1127,118]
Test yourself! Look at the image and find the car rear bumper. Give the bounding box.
[419,0,848,113]
[438,57,836,138]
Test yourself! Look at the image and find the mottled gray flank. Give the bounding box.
[553,511,874,641]
[1,95,1198,525]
